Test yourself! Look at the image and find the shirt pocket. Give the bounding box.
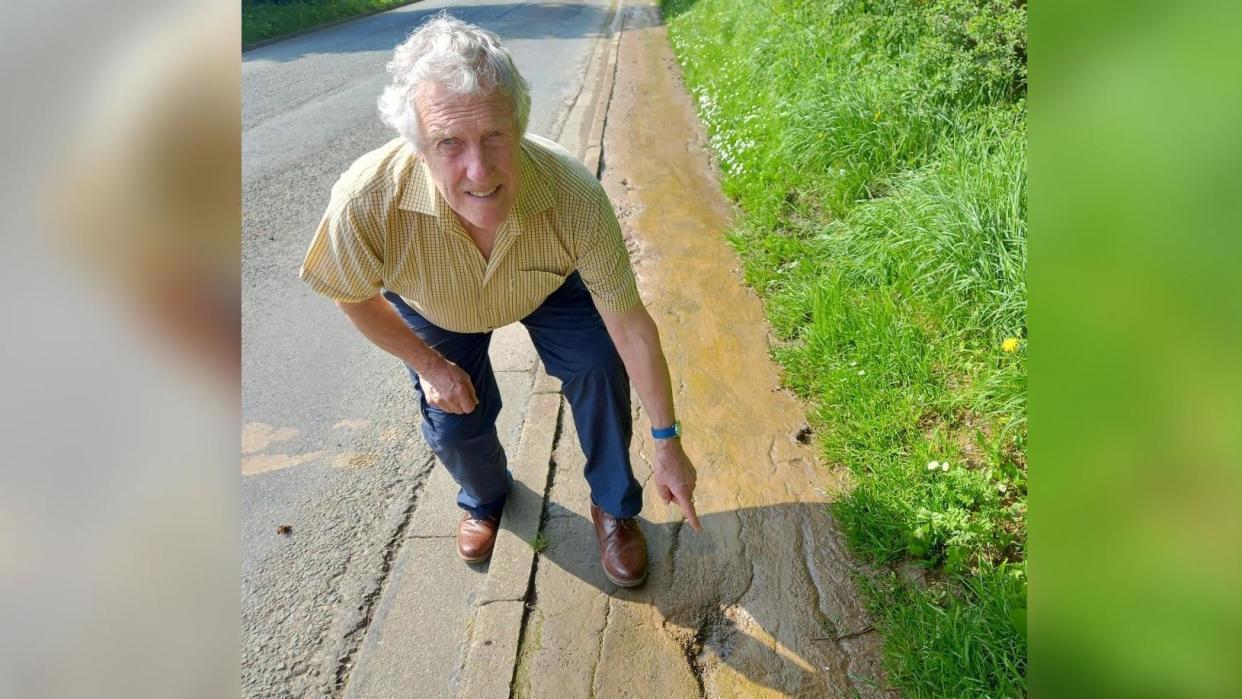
[510,269,568,319]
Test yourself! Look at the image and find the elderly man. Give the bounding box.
[299,14,699,587]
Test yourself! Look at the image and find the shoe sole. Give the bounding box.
[604,568,648,588]
[459,549,493,564]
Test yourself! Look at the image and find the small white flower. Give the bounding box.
[857,370,865,376]
[926,461,940,471]
[997,483,1008,494]
[849,361,857,367]
[940,462,950,472]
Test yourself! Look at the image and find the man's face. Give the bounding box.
[415,82,520,236]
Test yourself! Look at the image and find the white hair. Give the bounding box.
[377,11,531,147]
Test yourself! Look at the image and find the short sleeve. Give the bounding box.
[575,186,642,312]
[299,195,384,303]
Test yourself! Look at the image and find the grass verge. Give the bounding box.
[242,0,415,48]
[661,0,1027,695]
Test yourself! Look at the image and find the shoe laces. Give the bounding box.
[607,517,640,539]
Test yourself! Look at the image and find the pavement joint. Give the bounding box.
[505,398,562,690]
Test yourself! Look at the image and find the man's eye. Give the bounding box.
[484,132,508,145]
[436,138,461,153]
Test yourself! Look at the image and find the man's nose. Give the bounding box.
[464,143,492,182]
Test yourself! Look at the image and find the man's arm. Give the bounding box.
[596,304,702,532]
[336,294,479,414]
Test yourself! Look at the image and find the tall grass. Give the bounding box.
[662,0,1027,695]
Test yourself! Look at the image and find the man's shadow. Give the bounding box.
[492,480,889,698]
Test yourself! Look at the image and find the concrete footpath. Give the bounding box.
[343,1,890,697]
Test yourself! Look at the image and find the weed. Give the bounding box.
[529,531,549,554]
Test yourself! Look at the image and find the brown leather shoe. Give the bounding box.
[590,504,648,587]
[457,513,500,563]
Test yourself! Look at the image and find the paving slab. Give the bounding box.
[479,390,562,605]
[343,538,486,698]
[458,600,528,696]
[490,323,539,373]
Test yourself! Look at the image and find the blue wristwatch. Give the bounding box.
[651,420,681,440]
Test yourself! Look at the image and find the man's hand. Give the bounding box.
[420,360,478,414]
[652,439,702,532]
[595,304,700,531]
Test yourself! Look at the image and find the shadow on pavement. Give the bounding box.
[497,479,888,697]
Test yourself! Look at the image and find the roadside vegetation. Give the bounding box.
[242,0,414,47]
[661,0,1027,695]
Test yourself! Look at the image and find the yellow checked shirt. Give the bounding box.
[299,134,641,333]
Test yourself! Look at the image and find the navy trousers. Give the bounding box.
[383,272,642,520]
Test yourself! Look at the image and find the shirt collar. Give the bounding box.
[396,137,555,220]
[397,148,440,216]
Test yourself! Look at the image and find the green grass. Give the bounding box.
[242,0,416,47]
[859,564,1027,697]
[662,0,1026,695]
[529,531,549,553]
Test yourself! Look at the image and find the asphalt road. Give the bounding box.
[241,1,616,695]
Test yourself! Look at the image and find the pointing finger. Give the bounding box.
[672,485,702,532]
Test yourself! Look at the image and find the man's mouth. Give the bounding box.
[465,186,500,199]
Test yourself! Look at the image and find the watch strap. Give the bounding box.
[651,420,681,440]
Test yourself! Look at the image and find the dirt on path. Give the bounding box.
[510,2,890,697]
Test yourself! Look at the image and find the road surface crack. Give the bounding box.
[331,476,426,697]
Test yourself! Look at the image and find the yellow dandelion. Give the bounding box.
[1002,337,1020,353]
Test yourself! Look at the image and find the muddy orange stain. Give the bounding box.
[604,26,848,516]
[241,422,299,454]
